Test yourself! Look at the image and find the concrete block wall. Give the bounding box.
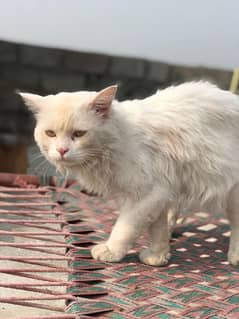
[0,40,232,98]
[0,39,233,143]
[0,40,233,174]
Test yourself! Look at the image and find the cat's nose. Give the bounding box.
[57,147,69,157]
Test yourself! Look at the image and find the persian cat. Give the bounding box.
[19,82,239,266]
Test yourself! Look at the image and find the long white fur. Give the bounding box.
[20,81,239,266]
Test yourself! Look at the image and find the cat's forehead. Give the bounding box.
[43,91,97,118]
[38,91,97,131]
[50,91,97,108]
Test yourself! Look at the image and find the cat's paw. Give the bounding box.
[228,250,239,266]
[91,243,123,262]
[139,248,170,266]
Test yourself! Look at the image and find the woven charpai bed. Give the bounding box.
[0,173,239,319]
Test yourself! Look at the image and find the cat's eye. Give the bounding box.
[45,130,56,137]
[72,130,87,138]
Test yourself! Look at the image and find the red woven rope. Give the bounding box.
[0,177,81,318]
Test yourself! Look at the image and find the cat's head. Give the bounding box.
[19,85,117,170]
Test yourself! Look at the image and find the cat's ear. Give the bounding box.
[17,91,43,114]
[91,85,117,117]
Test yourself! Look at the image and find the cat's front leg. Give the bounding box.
[91,188,170,263]
[91,210,143,262]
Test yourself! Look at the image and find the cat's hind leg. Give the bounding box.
[139,210,171,266]
[227,183,239,265]
[168,208,178,235]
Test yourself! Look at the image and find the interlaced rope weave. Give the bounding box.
[1,173,239,319]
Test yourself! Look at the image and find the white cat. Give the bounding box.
[19,81,239,266]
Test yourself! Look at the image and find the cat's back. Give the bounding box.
[117,81,239,167]
[144,81,239,115]
[111,82,239,209]
[121,81,239,129]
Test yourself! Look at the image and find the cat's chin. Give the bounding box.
[54,160,76,176]
[54,158,76,167]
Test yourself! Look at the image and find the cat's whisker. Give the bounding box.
[70,150,104,158]
[64,169,69,180]
[30,153,44,160]
[77,158,93,171]
[30,158,46,171]
[30,156,45,167]
[70,150,111,162]
[44,162,55,177]
[30,151,44,161]
[33,158,48,174]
